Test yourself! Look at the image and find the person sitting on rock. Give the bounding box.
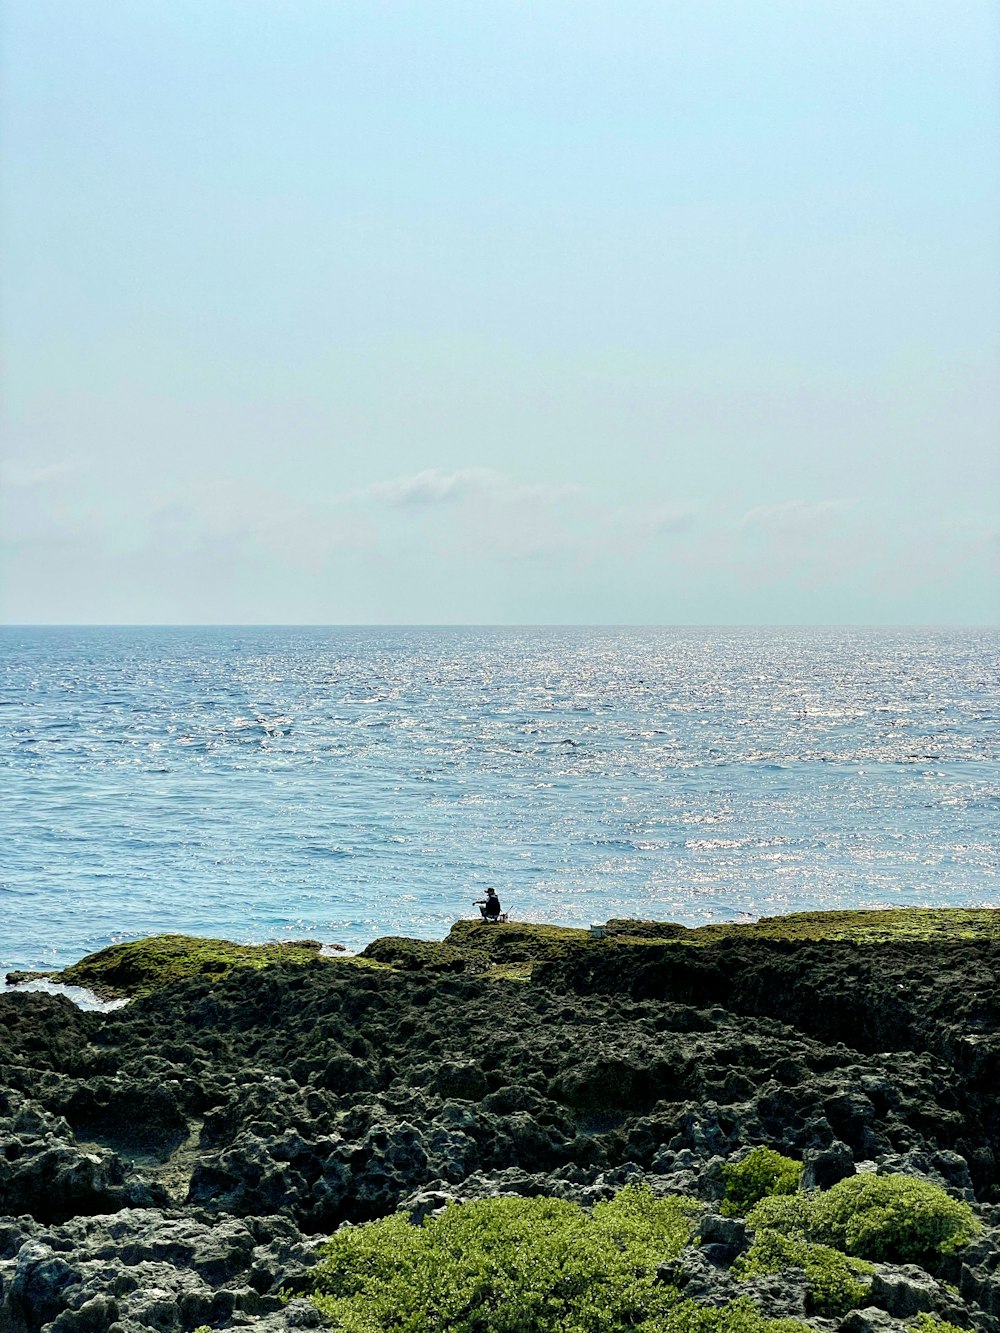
[475,888,502,922]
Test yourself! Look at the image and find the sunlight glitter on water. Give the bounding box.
[1,625,998,970]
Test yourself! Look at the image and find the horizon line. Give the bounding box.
[3,621,997,632]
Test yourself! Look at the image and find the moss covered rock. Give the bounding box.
[735,1231,873,1315]
[53,934,328,998]
[687,907,1000,947]
[360,936,474,973]
[597,908,1000,949]
[445,919,594,965]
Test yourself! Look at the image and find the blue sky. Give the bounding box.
[2,0,998,624]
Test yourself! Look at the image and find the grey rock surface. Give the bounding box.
[0,1209,324,1333]
[5,933,1000,1331]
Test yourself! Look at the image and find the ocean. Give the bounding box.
[1,625,997,973]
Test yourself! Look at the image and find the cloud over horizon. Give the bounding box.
[740,499,858,535]
[358,468,585,510]
[2,455,996,623]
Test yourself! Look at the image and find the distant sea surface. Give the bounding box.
[1,626,997,973]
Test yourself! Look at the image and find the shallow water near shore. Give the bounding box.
[1,624,997,972]
[0,976,128,1011]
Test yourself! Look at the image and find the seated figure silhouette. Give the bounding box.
[475,888,502,922]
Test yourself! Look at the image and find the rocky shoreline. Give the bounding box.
[4,910,1000,1333]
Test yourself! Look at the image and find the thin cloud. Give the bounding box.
[365,468,499,506]
[146,480,378,566]
[358,468,584,509]
[740,499,857,535]
[1,459,86,489]
[618,502,698,539]
[346,469,703,569]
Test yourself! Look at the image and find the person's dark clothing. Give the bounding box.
[477,891,501,921]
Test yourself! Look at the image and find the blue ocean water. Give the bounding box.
[1,625,997,973]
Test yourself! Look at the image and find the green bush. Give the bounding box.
[814,1175,978,1263]
[747,1174,978,1266]
[307,1185,696,1332]
[909,1316,968,1333]
[661,1298,808,1332]
[721,1148,802,1218]
[735,1230,872,1315]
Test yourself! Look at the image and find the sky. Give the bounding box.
[2,0,998,625]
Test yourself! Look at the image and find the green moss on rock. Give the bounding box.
[41,906,1000,1000]
[689,907,1000,946]
[360,936,475,973]
[662,1302,809,1333]
[602,908,1000,948]
[448,908,1000,973]
[445,919,594,966]
[910,1316,968,1333]
[55,934,329,999]
[604,919,689,942]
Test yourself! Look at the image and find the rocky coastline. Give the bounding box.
[4,909,1000,1333]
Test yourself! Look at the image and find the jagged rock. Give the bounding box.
[0,1093,168,1224]
[5,929,1000,1331]
[400,1189,457,1225]
[658,1247,811,1322]
[283,1298,323,1328]
[0,1210,324,1333]
[433,1061,488,1101]
[958,1230,1000,1319]
[802,1140,856,1189]
[736,1269,811,1322]
[869,1264,941,1316]
[838,1308,909,1333]
[699,1212,749,1260]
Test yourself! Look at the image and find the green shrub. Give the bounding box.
[747,1174,978,1266]
[909,1316,968,1333]
[721,1148,802,1218]
[661,1298,808,1332]
[735,1230,872,1315]
[746,1192,814,1237]
[814,1175,978,1263]
[307,1185,696,1332]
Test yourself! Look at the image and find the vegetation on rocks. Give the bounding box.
[747,1174,979,1266]
[4,908,1000,1333]
[681,907,1000,947]
[735,1231,873,1315]
[721,1147,802,1217]
[910,1315,968,1333]
[658,1301,808,1333]
[308,1185,697,1332]
[360,936,475,973]
[444,919,595,965]
[602,907,1000,948]
[51,934,331,998]
[12,906,1000,999]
